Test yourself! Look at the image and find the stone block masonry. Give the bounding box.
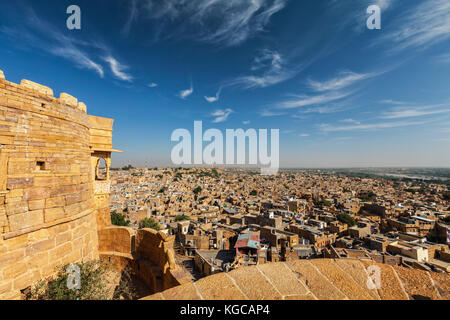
[98,227,191,294]
[0,69,186,300]
[0,69,109,299]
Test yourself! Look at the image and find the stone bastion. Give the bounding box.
[0,69,189,299]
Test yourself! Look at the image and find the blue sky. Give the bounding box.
[1,0,450,167]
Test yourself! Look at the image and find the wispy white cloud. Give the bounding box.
[307,71,378,92]
[380,99,408,105]
[211,108,233,123]
[260,109,286,117]
[320,120,427,132]
[122,0,138,36]
[205,87,222,103]
[226,49,300,89]
[103,56,133,82]
[242,120,251,125]
[436,53,450,64]
[381,0,450,52]
[148,82,158,88]
[274,68,382,113]
[231,71,298,89]
[340,119,361,125]
[179,82,194,99]
[278,91,352,110]
[299,133,310,137]
[0,7,136,82]
[130,0,288,47]
[380,105,450,119]
[0,8,106,78]
[251,49,283,72]
[373,0,394,10]
[51,46,104,78]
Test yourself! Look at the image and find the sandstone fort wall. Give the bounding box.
[98,227,191,293]
[0,69,189,299]
[0,71,100,299]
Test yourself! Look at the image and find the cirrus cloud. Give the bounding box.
[211,108,233,123]
[124,0,288,47]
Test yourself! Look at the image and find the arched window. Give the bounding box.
[96,158,107,181]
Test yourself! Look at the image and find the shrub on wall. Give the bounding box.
[27,260,136,300]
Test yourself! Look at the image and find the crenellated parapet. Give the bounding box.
[0,70,88,115]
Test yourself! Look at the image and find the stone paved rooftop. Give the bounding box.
[142,259,450,300]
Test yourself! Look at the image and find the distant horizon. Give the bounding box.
[111,165,450,170]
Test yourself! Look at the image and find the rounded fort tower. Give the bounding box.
[0,70,118,299]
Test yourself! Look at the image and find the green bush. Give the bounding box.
[139,218,161,231]
[337,213,356,227]
[193,186,202,195]
[249,190,257,196]
[317,199,332,207]
[111,212,130,227]
[27,260,135,300]
[175,215,190,222]
[359,191,376,202]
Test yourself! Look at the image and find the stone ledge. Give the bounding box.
[20,79,54,96]
[2,208,94,240]
[78,102,87,113]
[99,251,135,260]
[59,93,78,108]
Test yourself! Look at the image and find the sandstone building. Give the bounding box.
[0,70,188,299]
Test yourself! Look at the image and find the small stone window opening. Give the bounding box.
[96,158,107,181]
[36,161,46,171]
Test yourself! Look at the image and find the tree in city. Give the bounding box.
[110,211,130,227]
[316,199,332,207]
[139,218,160,231]
[193,186,202,195]
[337,213,356,227]
[158,187,167,193]
[175,215,190,222]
